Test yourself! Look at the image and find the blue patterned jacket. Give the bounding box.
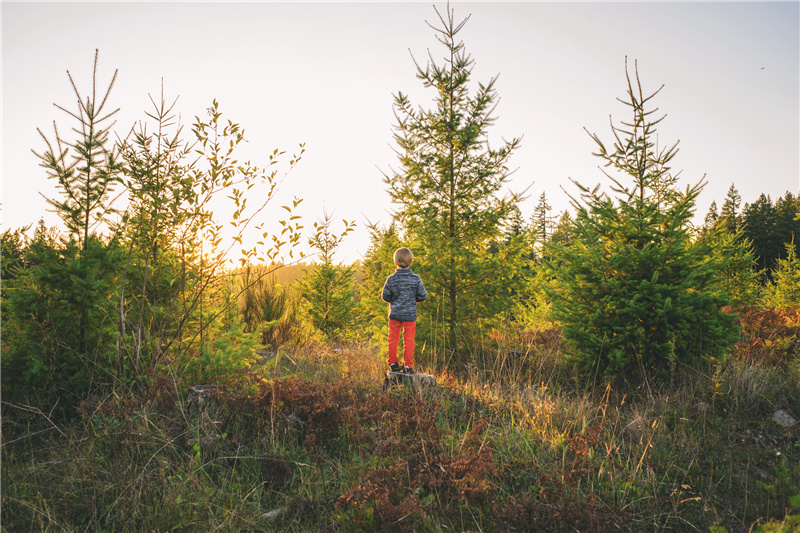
[381,268,427,322]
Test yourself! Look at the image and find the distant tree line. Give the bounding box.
[704,185,800,280]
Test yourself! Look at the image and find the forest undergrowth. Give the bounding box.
[2,310,799,532]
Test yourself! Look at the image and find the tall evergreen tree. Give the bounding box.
[504,205,527,245]
[116,86,195,373]
[774,192,800,257]
[384,4,524,352]
[742,193,778,275]
[532,192,553,246]
[25,50,123,377]
[550,210,574,248]
[718,184,742,232]
[548,60,737,383]
[703,200,719,230]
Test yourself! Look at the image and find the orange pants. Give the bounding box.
[387,319,416,368]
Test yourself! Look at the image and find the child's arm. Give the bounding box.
[381,277,393,303]
[416,278,428,302]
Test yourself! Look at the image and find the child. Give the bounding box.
[381,247,427,374]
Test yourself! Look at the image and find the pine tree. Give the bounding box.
[2,225,121,409]
[550,210,574,248]
[32,49,122,251]
[718,184,742,232]
[385,4,524,352]
[532,192,553,246]
[766,239,800,308]
[504,205,528,245]
[240,268,302,352]
[548,59,738,383]
[774,192,800,259]
[0,226,30,288]
[119,84,193,259]
[702,228,762,307]
[28,50,122,371]
[116,85,194,373]
[300,212,356,341]
[703,200,719,230]
[742,193,778,276]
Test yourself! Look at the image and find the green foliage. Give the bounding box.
[702,228,763,307]
[2,231,121,409]
[511,194,562,329]
[754,517,800,533]
[114,94,308,382]
[112,86,197,377]
[532,192,554,249]
[181,298,260,389]
[190,99,306,266]
[240,266,304,351]
[743,193,780,275]
[742,192,800,280]
[550,210,575,248]
[385,4,525,353]
[766,240,800,308]
[774,193,800,253]
[549,59,738,382]
[756,454,800,526]
[118,85,194,252]
[503,204,528,247]
[7,50,124,409]
[1,225,31,288]
[4,50,312,408]
[514,260,559,329]
[300,212,357,342]
[703,200,719,231]
[177,98,308,374]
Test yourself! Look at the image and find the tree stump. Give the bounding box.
[187,385,225,455]
[384,371,436,391]
[188,385,222,420]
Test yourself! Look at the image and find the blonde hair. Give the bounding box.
[393,247,413,268]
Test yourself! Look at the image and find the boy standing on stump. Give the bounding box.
[381,247,427,374]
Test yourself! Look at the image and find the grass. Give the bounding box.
[2,329,799,532]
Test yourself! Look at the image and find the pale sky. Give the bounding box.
[3,1,798,263]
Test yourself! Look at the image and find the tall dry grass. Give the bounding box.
[3,322,799,532]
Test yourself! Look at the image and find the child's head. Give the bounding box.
[393,247,413,268]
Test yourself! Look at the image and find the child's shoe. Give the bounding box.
[402,366,415,375]
[389,362,401,373]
